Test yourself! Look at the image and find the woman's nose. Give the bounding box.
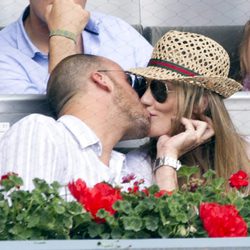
[140,87,154,105]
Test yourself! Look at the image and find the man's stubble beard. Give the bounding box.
[113,85,150,140]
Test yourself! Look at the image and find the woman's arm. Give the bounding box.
[154,117,214,191]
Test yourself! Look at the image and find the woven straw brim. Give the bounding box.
[129,66,242,98]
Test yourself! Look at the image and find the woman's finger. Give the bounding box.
[180,117,196,131]
[181,117,214,148]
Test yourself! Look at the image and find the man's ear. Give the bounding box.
[90,72,113,92]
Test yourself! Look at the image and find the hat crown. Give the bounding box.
[129,30,242,98]
[152,30,230,77]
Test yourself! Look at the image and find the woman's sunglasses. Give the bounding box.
[125,72,172,103]
[97,70,172,103]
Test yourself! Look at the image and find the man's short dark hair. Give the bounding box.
[47,54,103,116]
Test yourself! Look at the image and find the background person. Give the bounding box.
[239,20,250,91]
[0,0,152,94]
[126,30,249,191]
[0,54,150,191]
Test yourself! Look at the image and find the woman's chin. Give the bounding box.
[149,130,170,138]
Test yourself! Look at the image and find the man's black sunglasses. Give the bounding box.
[98,70,172,103]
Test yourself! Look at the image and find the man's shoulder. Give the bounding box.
[0,114,59,145]
[0,20,18,47]
[10,114,57,131]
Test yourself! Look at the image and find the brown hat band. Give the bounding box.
[148,59,201,77]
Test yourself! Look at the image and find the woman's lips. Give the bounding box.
[149,112,157,117]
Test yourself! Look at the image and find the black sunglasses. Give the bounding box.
[125,72,173,103]
[98,70,171,103]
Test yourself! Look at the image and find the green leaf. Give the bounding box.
[111,227,123,239]
[100,232,110,239]
[16,213,26,221]
[134,199,154,214]
[122,216,143,232]
[88,223,105,238]
[66,201,83,215]
[158,200,171,226]
[202,169,216,179]
[147,184,160,195]
[158,225,172,238]
[175,212,188,223]
[211,177,225,190]
[27,215,40,228]
[105,215,116,226]
[54,204,66,214]
[32,178,50,193]
[113,200,132,214]
[72,213,92,229]
[50,181,62,191]
[144,216,159,231]
[177,225,188,237]
[11,175,23,184]
[178,166,199,181]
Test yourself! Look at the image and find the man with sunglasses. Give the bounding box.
[0,54,150,192]
[0,0,152,93]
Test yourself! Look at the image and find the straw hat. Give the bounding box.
[129,30,242,98]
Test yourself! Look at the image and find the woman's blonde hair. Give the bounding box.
[172,81,249,180]
[240,20,250,79]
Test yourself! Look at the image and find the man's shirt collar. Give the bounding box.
[58,115,102,155]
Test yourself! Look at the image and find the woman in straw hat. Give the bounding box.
[126,30,250,191]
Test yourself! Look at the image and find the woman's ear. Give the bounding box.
[193,96,209,116]
[200,96,209,113]
[90,72,113,92]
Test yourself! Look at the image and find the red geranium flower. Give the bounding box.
[128,185,140,194]
[200,202,248,237]
[154,190,173,198]
[68,179,88,204]
[127,179,145,194]
[229,170,249,190]
[0,172,19,186]
[121,173,136,183]
[141,188,149,196]
[1,172,18,181]
[68,179,122,222]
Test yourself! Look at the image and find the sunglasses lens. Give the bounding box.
[135,76,147,98]
[150,80,167,103]
[126,73,147,98]
[125,73,133,86]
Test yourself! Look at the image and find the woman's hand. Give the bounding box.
[154,117,214,192]
[156,117,214,159]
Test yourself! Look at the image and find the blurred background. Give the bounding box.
[0,0,249,27]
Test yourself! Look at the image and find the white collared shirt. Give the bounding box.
[0,114,129,191]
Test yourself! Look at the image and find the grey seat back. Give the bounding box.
[0,95,53,137]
